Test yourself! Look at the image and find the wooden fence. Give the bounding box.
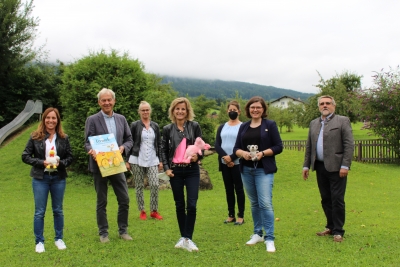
[282,139,400,164]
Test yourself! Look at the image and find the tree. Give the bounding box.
[0,0,39,79]
[286,101,306,127]
[268,106,294,133]
[141,73,178,129]
[0,0,48,128]
[191,95,217,145]
[60,50,152,173]
[358,67,400,159]
[298,71,363,128]
[4,62,62,123]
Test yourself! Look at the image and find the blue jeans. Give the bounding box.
[169,164,200,240]
[241,166,275,241]
[32,174,66,244]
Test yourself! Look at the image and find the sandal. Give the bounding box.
[224,217,236,224]
[234,218,245,225]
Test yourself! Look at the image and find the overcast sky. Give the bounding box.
[32,0,400,93]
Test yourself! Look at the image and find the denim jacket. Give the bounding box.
[22,133,74,179]
[161,121,203,171]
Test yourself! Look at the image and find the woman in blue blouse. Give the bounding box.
[215,100,245,225]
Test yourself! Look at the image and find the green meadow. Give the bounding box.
[279,122,380,140]
[0,123,398,266]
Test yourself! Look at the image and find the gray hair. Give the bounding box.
[97,88,115,100]
[317,95,336,107]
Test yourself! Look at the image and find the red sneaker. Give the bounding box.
[150,211,163,220]
[140,210,147,220]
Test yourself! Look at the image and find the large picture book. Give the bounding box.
[88,133,127,177]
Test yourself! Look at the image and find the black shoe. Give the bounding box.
[224,217,236,224]
[234,218,245,225]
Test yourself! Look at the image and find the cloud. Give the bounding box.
[33,0,400,93]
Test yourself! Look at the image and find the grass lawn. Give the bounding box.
[0,123,398,266]
[279,122,380,140]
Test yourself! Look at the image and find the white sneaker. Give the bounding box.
[35,242,45,253]
[246,234,264,245]
[183,238,199,252]
[174,237,185,249]
[55,239,67,250]
[265,241,276,252]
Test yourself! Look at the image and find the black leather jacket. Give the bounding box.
[161,121,203,171]
[126,120,162,160]
[22,133,74,179]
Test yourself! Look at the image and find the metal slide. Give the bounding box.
[0,100,43,146]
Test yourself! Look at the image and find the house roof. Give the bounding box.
[269,95,305,104]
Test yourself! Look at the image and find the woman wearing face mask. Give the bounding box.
[215,100,245,225]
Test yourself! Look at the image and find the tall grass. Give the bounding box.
[0,123,398,266]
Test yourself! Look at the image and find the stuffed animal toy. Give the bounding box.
[247,145,259,161]
[46,146,60,171]
[183,137,211,163]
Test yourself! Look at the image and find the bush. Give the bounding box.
[60,50,149,173]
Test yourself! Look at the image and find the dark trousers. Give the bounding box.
[315,161,347,236]
[221,164,245,218]
[169,165,200,240]
[93,172,130,236]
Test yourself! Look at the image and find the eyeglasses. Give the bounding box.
[250,106,263,110]
[319,102,332,106]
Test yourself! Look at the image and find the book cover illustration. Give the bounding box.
[88,133,127,177]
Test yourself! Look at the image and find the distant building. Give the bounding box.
[269,95,305,109]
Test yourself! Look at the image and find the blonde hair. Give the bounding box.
[168,97,195,123]
[138,101,151,113]
[32,107,66,140]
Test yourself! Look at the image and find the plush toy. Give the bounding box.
[183,137,211,163]
[46,146,60,170]
[247,145,259,161]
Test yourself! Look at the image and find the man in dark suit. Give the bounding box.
[85,88,133,243]
[302,95,354,242]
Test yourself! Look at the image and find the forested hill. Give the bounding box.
[161,76,314,101]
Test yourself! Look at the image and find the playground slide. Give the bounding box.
[0,100,43,146]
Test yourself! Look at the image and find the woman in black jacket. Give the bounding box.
[161,97,203,252]
[125,101,163,220]
[22,107,73,253]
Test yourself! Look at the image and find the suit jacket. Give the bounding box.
[84,111,133,173]
[303,114,354,172]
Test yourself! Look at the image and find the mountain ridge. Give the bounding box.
[161,76,314,101]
